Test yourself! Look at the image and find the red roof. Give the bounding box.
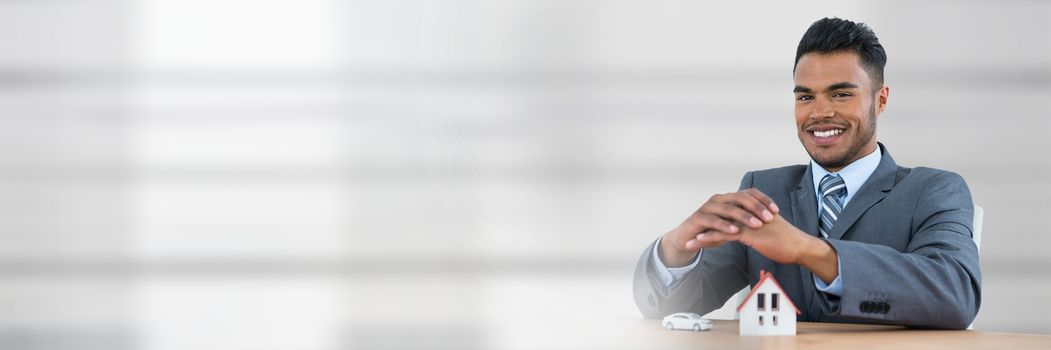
[735,269,802,314]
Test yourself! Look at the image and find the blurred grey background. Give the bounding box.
[0,0,1048,349]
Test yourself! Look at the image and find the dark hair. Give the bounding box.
[794,17,887,88]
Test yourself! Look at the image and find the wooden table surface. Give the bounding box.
[623,319,1051,350]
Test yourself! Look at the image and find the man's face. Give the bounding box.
[793,51,888,172]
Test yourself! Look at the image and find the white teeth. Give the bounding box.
[813,129,844,138]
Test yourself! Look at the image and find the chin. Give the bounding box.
[807,149,849,169]
[816,158,849,170]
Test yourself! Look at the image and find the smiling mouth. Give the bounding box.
[812,129,845,138]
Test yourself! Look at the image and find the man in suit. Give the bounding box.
[632,18,980,329]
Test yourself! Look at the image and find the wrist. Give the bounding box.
[800,237,838,282]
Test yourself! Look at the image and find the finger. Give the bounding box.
[727,190,775,223]
[743,188,779,216]
[702,202,763,229]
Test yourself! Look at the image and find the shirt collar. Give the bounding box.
[811,146,882,206]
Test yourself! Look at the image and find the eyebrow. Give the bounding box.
[827,82,859,91]
[793,82,860,94]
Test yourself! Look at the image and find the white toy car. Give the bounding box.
[662,312,712,331]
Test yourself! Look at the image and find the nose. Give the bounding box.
[810,98,834,120]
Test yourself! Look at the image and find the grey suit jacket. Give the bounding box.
[632,143,981,329]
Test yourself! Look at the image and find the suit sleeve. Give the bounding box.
[632,172,753,318]
[822,171,981,329]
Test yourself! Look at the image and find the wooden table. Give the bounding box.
[623,319,1051,349]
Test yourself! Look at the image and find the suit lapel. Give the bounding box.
[790,164,820,319]
[826,143,899,240]
[790,165,820,238]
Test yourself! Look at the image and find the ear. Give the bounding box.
[876,85,890,114]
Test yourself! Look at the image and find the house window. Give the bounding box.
[771,293,779,311]
[757,293,765,310]
[759,315,764,326]
[773,315,779,325]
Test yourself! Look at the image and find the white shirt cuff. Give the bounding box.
[651,236,703,289]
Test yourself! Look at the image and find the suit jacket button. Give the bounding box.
[859,301,871,313]
[881,303,890,314]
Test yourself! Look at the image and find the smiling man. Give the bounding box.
[632,18,981,329]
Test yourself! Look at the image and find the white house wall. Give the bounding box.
[739,282,797,336]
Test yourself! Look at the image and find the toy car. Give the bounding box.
[662,312,712,331]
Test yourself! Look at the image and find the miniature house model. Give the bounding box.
[737,270,801,336]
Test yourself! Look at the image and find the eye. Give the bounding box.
[797,95,813,102]
[832,92,852,98]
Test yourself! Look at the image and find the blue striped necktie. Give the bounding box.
[819,174,847,238]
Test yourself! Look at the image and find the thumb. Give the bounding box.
[684,238,701,250]
[695,231,740,247]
